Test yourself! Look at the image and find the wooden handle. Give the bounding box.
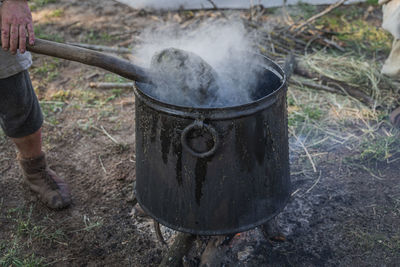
[4,38,151,83]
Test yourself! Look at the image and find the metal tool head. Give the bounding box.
[150,48,219,106]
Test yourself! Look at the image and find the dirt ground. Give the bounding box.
[1,0,399,266]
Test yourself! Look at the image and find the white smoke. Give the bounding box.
[134,19,266,107]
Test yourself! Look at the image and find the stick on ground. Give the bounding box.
[290,129,318,173]
[292,76,344,95]
[207,0,218,9]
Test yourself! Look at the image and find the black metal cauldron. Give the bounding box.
[133,54,290,235]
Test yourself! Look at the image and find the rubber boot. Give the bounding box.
[18,153,71,209]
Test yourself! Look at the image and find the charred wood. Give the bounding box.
[159,233,197,267]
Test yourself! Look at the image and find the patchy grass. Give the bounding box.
[290,3,393,55]
[10,206,66,245]
[34,24,64,42]
[366,0,379,5]
[300,52,398,109]
[40,101,66,126]
[39,85,125,127]
[313,7,392,55]
[287,50,400,173]
[289,2,318,21]
[29,0,57,11]
[103,73,130,84]
[83,30,117,45]
[0,242,45,267]
[0,206,61,267]
[75,90,109,107]
[0,204,104,267]
[345,225,400,256]
[358,129,400,164]
[31,58,61,84]
[71,215,104,233]
[46,9,65,18]
[335,19,391,54]
[49,90,72,102]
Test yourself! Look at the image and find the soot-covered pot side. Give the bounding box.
[133,55,291,235]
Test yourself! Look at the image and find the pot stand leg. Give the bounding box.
[159,233,197,267]
[154,220,167,246]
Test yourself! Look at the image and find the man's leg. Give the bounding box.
[0,70,71,209]
[12,128,42,159]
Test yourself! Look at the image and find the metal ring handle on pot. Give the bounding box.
[181,120,219,158]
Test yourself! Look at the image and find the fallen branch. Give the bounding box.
[290,129,318,173]
[159,233,196,267]
[322,37,345,52]
[100,125,120,145]
[207,0,218,9]
[293,0,349,33]
[98,155,108,174]
[282,0,295,25]
[92,125,123,145]
[305,170,322,194]
[294,59,375,107]
[293,77,374,107]
[89,82,134,89]
[292,75,344,95]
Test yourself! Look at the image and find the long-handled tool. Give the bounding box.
[1,38,219,105]
[26,38,151,82]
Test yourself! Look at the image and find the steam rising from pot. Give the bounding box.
[150,47,220,106]
[134,20,266,107]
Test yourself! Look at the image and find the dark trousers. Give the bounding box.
[0,70,43,138]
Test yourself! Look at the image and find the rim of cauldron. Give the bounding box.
[133,54,287,121]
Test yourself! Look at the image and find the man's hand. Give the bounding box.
[1,0,35,54]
